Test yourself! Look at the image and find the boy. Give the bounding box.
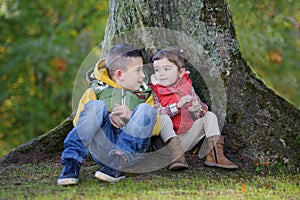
[57,43,157,185]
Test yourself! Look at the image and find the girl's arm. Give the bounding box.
[153,92,180,118]
[189,87,208,119]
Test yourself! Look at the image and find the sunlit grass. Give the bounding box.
[1,162,299,200]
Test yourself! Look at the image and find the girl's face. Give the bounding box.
[153,57,184,86]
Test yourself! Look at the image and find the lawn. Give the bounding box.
[1,155,299,200]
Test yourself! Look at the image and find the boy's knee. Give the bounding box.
[84,100,107,112]
[136,103,155,115]
[136,103,151,110]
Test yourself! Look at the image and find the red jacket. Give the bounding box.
[150,73,208,135]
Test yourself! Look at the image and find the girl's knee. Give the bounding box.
[205,111,218,120]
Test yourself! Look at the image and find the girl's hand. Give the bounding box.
[177,95,193,108]
[188,97,207,117]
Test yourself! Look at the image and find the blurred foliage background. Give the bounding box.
[0,0,299,157]
[227,0,300,107]
[0,0,108,156]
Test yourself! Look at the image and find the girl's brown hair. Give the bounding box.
[152,47,191,70]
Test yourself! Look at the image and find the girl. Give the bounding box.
[150,47,238,170]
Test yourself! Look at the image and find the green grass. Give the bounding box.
[1,160,299,200]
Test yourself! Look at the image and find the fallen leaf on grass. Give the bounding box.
[241,184,246,193]
[265,160,269,170]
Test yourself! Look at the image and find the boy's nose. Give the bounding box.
[141,70,145,78]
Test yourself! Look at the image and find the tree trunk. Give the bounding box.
[101,0,300,169]
[0,119,73,167]
[1,0,299,170]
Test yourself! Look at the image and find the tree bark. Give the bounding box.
[1,0,299,170]
[101,0,300,169]
[0,119,73,167]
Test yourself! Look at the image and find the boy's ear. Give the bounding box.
[114,69,124,81]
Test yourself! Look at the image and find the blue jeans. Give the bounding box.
[61,100,156,167]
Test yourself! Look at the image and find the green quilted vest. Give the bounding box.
[92,84,150,112]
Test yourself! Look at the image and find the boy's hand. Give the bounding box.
[109,103,132,128]
[177,95,193,108]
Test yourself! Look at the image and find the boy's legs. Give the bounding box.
[112,103,156,165]
[95,103,157,182]
[58,100,112,185]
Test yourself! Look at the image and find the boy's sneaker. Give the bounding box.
[95,152,127,183]
[95,166,125,183]
[57,158,81,186]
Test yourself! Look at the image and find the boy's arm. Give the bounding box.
[73,88,97,126]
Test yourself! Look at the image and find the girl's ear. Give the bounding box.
[179,68,186,77]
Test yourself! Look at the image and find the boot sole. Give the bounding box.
[204,161,238,169]
[168,162,189,171]
[57,178,79,186]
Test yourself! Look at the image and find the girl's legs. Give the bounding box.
[179,111,220,153]
[178,111,238,169]
[155,114,188,170]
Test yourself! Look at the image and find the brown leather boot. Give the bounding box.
[167,137,189,171]
[204,136,238,169]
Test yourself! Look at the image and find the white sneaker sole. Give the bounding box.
[57,178,79,186]
[95,171,125,183]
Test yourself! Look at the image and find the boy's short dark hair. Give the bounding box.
[105,43,143,77]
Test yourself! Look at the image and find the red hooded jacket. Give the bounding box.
[150,73,208,135]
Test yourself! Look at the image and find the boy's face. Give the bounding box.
[153,57,183,86]
[118,57,145,91]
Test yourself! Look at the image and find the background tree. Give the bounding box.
[1,0,299,171]
[0,0,108,155]
[227,0,300,109]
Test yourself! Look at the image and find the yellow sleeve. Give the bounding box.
[146,94,160,136]
[152,114,161,136]
[73,88,97,126]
